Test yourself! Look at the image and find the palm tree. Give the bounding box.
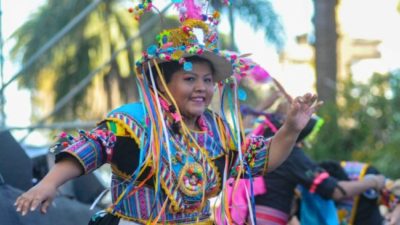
[10,0,284,124]
[10,0,141,122]
[210,0,284,51]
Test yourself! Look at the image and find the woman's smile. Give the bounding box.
[164,62,215,128]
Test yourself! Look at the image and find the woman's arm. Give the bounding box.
[15,122,117,216]
[14,157,83,215]
[331,174,385,200]
[268,93,322,170]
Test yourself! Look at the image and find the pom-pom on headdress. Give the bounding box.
[133,0,236,82]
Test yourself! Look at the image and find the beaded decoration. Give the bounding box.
[112,1,266,224]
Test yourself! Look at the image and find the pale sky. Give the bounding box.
[2,0,400,145]
[2,0,47,144]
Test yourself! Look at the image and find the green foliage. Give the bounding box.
[10,0,285,124]
[10,0,138,121]
[308,70,400,178]
[307,102,345,160]
[11,0,93,89]
[233,0,285,50]
[211,0,285,51]
[397,0,400,13]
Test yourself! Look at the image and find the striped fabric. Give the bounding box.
[58,102,271,224]
[255,205,289,225]
[110,179,211,223]
[107,113,145,146]
[60,139,105,174]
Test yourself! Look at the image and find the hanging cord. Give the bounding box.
[110,68,163,215]
[232,78,257,225]
[152,60,226,222]
[90,188,110,210]
[147,61,173,179]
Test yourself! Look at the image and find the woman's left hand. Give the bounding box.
[285,93,323,132]
[386,204,400,225]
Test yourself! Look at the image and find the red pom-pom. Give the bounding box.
[182,26,191,34]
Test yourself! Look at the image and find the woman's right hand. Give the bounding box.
[14,156,84,216]
[14,182,58,215]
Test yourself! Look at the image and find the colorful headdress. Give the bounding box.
[119,1,263,224]
[134,0,235,82]
[220,50,272,84]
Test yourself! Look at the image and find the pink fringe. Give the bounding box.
[251,65,271,83]
[215,177,266,225]
[250,117,278,137]
[175,0,202,20]
[184,0,202,19]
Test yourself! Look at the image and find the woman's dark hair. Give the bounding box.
[297,116,318,142]
[318,160,350,181]
[145,55,215,84]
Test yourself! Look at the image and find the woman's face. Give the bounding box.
[165,62,215,120]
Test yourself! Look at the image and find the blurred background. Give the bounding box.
[1,0,400,223]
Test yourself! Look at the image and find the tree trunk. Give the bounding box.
[313,0,338,105]
[312,0,341,157]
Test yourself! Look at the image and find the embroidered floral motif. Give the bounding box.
[179,163,205,196]
[230,136,269,177]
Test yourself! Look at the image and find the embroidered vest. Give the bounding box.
[105,103,229,222]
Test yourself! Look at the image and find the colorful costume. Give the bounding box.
[329,161,400,225]
[52,1,276,224]
[298,160,400,225]
[56,99,269,224]
[255,146,338,225]
[251,113,332,225]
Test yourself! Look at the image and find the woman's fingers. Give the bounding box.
[20,196,33,216]
[304,93,317,105]
[302,94,323,110]
[293,94,318,108]
[40,199,52,214]
[15,192,48,215]
[289,93,323,118]
[15,195,26,213]
[15,197,23,212]
[30,198,42,212]
[312,100,324,110]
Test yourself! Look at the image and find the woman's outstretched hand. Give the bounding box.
[386,203,400,225]
[14,157,84,216]
[14,182,57,215]
[285,93,323,132]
